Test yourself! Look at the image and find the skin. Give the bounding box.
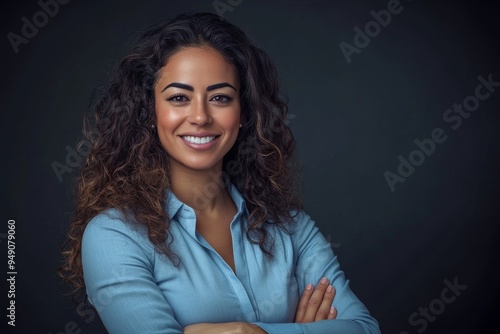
[295,277,337,323]
[154,46,337,334]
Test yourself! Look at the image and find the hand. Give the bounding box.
[294,277,337,323]
[184,322,267,334]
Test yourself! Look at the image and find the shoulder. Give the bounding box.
[82,209,153,259]
[288,209,318,234]
[84,208,147,235]
[286,209,331,252]
[268,209,323,244]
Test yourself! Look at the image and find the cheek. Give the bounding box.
[156,107,183,131]
[222,108,241,130]
[225,118,240,131]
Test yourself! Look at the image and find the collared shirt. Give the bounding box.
[82,183,380,334]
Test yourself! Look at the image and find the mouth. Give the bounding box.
[178,133,222,150]
[181,135,218,144]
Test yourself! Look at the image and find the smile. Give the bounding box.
[181,136,217,144]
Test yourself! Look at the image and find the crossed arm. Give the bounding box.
[82,211,380,334]
[184,277,337,333]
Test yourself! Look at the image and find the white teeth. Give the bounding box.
[182,136,216,144]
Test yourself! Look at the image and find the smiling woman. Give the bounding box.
[58,12,380,334]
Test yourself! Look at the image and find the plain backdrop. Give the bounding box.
[1,0,499,333]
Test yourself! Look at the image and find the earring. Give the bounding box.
[239,124,242,128]
[151,124,155,129]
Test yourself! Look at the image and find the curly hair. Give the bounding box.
[59,12,302,304]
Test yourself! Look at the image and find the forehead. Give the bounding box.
[156,46,239,88]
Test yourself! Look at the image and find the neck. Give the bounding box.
[168,160,230,214]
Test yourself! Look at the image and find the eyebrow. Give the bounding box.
[161,82,237,93]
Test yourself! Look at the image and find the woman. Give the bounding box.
[60,12,380,334]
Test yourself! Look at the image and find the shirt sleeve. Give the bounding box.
[251,210,381,334]
[81,211,183,334]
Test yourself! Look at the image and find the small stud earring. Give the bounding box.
[239,124,242,128]
[151,124,155,129]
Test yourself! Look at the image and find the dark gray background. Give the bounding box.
[1,0,499,333]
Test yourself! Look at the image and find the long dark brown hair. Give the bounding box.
[59,12,302,304]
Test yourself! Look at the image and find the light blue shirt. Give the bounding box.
[82,183,380,334]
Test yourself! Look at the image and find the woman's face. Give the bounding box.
[154,46,241,173]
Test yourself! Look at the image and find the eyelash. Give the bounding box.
[211,95,233,103]
[166,94,233,103]
[167,94,188,102]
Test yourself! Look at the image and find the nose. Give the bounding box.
[188,99,211,126]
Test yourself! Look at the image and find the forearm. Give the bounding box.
[253,318,380,334]
[183,322,267,334]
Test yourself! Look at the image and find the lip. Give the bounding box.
[179,132,220,137]
[178,133,221,150]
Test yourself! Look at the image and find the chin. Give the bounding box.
[179,159,222,171]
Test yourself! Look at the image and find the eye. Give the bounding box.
[167,94,189,103]
[210,95,233,103]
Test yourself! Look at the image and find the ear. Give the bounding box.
[239,109,245,127]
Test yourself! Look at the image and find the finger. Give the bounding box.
[302,277,330,322]
[327,307,337,320]
[314,285,336,321]
[294,283,314,323]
